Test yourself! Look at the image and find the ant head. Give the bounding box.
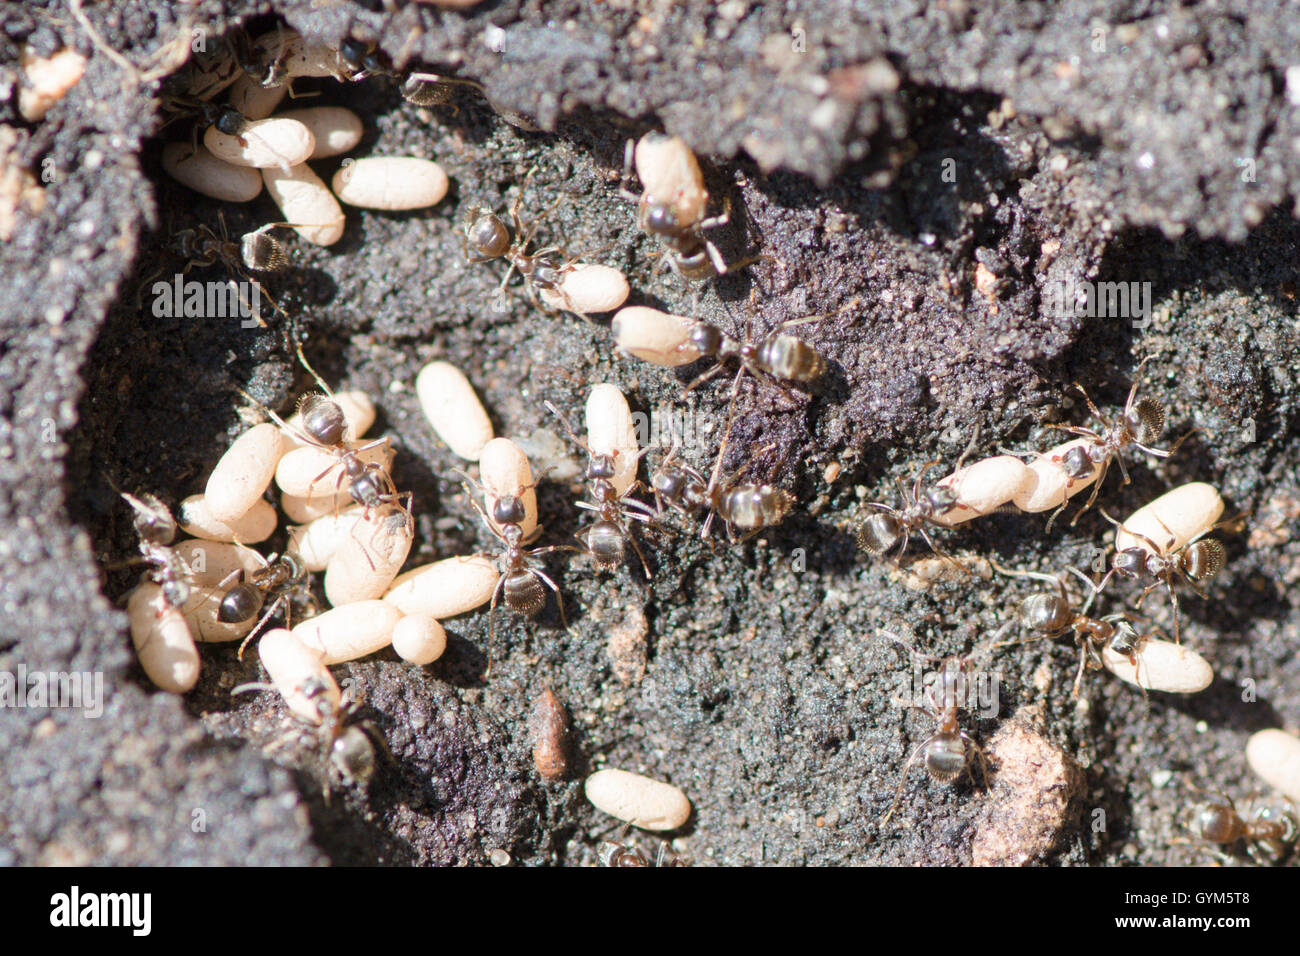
[588,454,617,481]
[213,105,246,136]
[299,393,348,447]
[1061,444,1095,480]
[643,202,680,235]
[466,212,511,258]
[339,37,371,71]
[922,734,967,783]
[492,494,527,527]
[128,493,178,546]
[925,485,958,515]
[1126,397,1166,445]
[1112,547,1148,578]
[689,323,723,356]
[162,578,191,609]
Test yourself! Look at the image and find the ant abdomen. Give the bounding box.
[1194,803,1244,844]
[466,212,512,259]
[857,512,901,554]
[1019,593,1074,634]
[1125,397,1166,445]
[218,581,265,624]
[924,735,968,783]
[504,569,547,616]
[584,520,627,570]
[1182,539,1225,581]
[717,484,793,533]
[298,393,348,447]
[757,333,825,383]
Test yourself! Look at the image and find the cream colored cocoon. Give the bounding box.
[1114,482,1224,556]
[1011,439,1100,513]
[930,455,1032,527]
[324,509,414,606]
[178,494,277,543]
[1246,729,1300,803]
[1101,639,1213,693]
[259,628,340,725]
[479,437,539,540]
[585,383,641,498]
[262,164,346,246]
[161,144,263,202]
[331,157,449,210]
[292,601,401,665]
[203,117,315,169]
[416,361,494,461]
[584,768,691,831]
[204,423,287,523]
[611,307,703,367]
[383,555,499,618]
[128,583,200,694]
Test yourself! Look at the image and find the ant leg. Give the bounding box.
[530,567,568,632]
[295,343,338,400]
[1065,459,1111,528]
[880,737,931,826]
[237,595,286,661]
[627,530,653,580]
[962,732,990,789]
[484,571,507,679]
[680,362,729,396]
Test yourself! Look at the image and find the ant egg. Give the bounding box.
[479,438,539,540]
[292,600,402,665]
[382,555,499,618]
[204,423,289,523]
[281,488,356,525]
[127,583,200,694]
[274,440,394,497]
[257,627,340,726]
[416,361,494,461]
[324,508,414,606]
[611,306,705,367]
[287,508,366,572]
[1246,729,1300,803]
[584,768,692,831]
[178,494,277,543]
[586,383,640,497]
[633,133,709,227]
[262,164,346,246]
[1011,438,1101,512]
[171,539,265,588]
[226,73,287,120]
[539,264,630,315]
[1101,638,1213,693]
[331,157,449,210]
[203,116,315,169]
[161,143,263,202]
[18,48,87,122]
[282,390,376,447]
[181,585,257,643]
[1115,482,1225,556]
[531,689,570,783]
[929,455,1032,526]
[390,614,447,666]
[276,106,364,159]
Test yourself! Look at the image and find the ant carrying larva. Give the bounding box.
[619,132,756,279]
[545,398,658,578]
[114,489,191,609]
[460,172,620,319]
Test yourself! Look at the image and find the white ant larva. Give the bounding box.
[202,116,315,172]
[1247,729,1300,804]
[415,361,495,462]
[292,600,402,665]
[390,614,447,666]
[323,505,414,607]
[275,107,363,160]
[1112,482,1225,557]
[202,422,288,524]
[178,494,278,544]
[332,157,449,211]
[584,769,692,831]
[161,143,263,202]
[538,263,630,316]
[261,165,346,246]
[382,555,500,619]
[127,583,201,694]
